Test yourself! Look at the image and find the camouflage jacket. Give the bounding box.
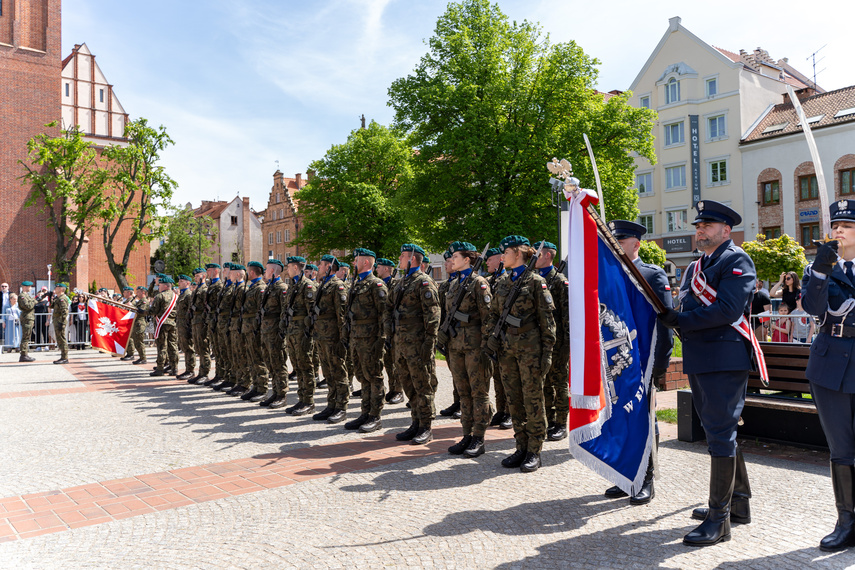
[445,273,492,349]
[176,288,193,325]
[149,290,176,324]
[542,266,569,357]
[132,298,149,331]
[486,269,556,354]
[191,282,208,325]
[385,269,440,341]
[230,282,247,332]
[241,278,266,334]
[346,273,387,341]
[205,278,223,327]
[217,282,236,331]
[18,292,35,323]
[51,293,70,321]
[280,274,315,336]
[312,275,347,342]
[260,277,287,334]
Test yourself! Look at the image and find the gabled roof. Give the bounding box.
[194,200,231,220]
[742,85,855,143]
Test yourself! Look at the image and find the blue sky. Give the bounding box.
[63,0,854,213]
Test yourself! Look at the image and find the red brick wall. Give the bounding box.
[794,161,820,253]
[0,0,61,290]
[662,358,689,391]
[757,168,783,238]
[835,154,855,200]
[261,171,304,261]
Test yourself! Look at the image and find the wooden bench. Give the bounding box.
[678,342,828,449]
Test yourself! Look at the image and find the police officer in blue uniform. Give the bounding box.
[603,220,673,506]
[658,200,756,547]
[801,199,855,552]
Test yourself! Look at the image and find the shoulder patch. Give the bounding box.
[425,291,432,299]
[422,281,429,286]
[544,292,554,305]
[376,281,383,286]
[480,283,487,289]
[338,285,345,290]
[378,290,387,299]
[306,291,314,299]
[733,268,743,275]
[484,294,492,304]
[340,294,347,302]
[541,283,547,289]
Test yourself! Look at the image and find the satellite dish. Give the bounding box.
[153,260,166,273]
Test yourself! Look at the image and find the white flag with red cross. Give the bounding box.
[87,299,135,355]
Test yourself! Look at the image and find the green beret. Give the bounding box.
[176,274,191,282]
[353,247,376,258]
[205,263,221,269]
[376,258,395,267]
[98,288,108,292]
[247,261,264,271]
[533,241,557,251]
[306,263,318,271]
[267,259,284,269]
[442,250,452,260]
[136,286,147,291]
[339,262,350,269]
[288,256,307,264]
[233,264,246,272]
[499,235,530,252]
[400,243,416,253]
[449,241,477,253]
[193,267,206,275]
[22,281,34,287]
[55,282,68,289]
[160,276,175,284]
[222,262,232,269]
[123,286,134,291]
[320,254,338,264]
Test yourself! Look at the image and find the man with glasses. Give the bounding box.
[1,283,10,347]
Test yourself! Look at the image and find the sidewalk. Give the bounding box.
[0,348,851,568]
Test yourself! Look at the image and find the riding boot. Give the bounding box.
[820,462,855,552]
[693,448,751,524]
[683,455,735,546]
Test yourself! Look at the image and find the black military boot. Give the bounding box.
[693,449,751,523]
[120,354,134,361]
[412,423,433,445]
[228,384,248,397]
[358,416,382,433]
[327,409,346,424]
[288,371,297,382]
[489,411,504,426]
[630,457,656,505]
[285,401,303,414]
[520,452,541,473]
[387,392,404,404]
[19,355,35,362]
[463,436,485,458]
[213,379,233,391]
[345,413,370,430]
[396,422,419,441]
[292,402,315,416]
[440,401,460,417]
[683,456,736,546]
[604,486,629,498]
[313,406,335,421]
[248,389,267,403]
[547,424,567,442]
[150,368,165,377]
[259,391,277,406]
[268,396,288,410]
[448,435,472,455]
[499,413,513,430]
[240,387,261,401]
[501,448,526,468]
[202,376,218,386]
[351,389,362,398]
[132,358,147,365]
[820,463,855,552]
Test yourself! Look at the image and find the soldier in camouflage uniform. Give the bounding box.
[336,262,355,392]
[342,248,388,433]
[386,244,441,445]
[438,249,461,418]
[485,236,556,473]
[227,266,250,396]
[534,241,570,442]
[175,275,196,379]
[239,261,271,401]
[51,283,70,364]
[485,247,511,429]
[259,259,289,409]
[130,286,149,365]
[375,258,404,404]
[203,264,223,384]
[305,263,323,389]
[308,255,349,423]
[17,281,36,362]
[185,268,208,383]
[437,242,493,458]
[280,256,316,415]
[212,264,237,392]
[149,276,179,376]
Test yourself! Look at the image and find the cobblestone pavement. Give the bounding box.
[1,348,854,568]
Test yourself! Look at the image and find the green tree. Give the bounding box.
[387,0,656,251]
[639,240,666,268]
[151,208,217,278]
[293,121,412,259]
[99,118,177,290]
[742,234,807,283]
[20,122,109,281]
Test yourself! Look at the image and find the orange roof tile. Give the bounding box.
[742,85,855,143]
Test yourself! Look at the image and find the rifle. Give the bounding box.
[488,262,504,290]
[341,265,361,349]
[306,270,330,339]
[547,259,567,288]
[186,287,197,337]
[386,256,413,349]
[436,243,489,357]
[484,241,545,361]
[256,281,271,337]
[282,274,302,332]
[236,281,248,333]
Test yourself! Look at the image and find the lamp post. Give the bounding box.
[188,217,213,268]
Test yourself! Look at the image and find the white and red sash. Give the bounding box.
[689,265,769,386]
[154,291,178,339]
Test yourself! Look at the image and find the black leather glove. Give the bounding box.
[486,335,502,355]
[657,308,680,330]
[651,367,668,390]
[436,329,449,348]
[812,240,839,276]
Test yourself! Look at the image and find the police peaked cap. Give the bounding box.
[246,261,264,271]
[193,267,206,275]
[22,281,34,287]
[267,259,284,269]
[831,199,855,223]
[692,200,741,227]
[287,256,306,264]
[375,258,395,267]
[159,276,175,284]
[485,247,502,259]
[499,235,530,252]
[205,263,221,269]
[305,263,318,271]
[608,220,647,240]
[353,247,376,258]
[177,274,192,282]
[533,240,558,251]
[449,241,477,253]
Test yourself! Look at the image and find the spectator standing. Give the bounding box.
[771,271,801,310]
[34,290,49,350]
[751,279,772,340]
[72,295,88,349]
[4,293,22,350]
[0,282,10,346]
[790,297,816,343]
[770,303,791,343]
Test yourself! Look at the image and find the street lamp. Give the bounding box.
[188,217,214,267]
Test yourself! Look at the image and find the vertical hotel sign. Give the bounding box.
[690,115,701,207]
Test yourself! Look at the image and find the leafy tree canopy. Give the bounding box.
[742,233,807,283]
[151,207,217,279]
[639,240,667,268]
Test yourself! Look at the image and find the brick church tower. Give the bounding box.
[0,0,62,288]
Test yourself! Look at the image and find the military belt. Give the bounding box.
[317,314,337,321]
[821,323,855,338]
[397,317,424,325]
[353,318,377,325]
[505,321,537,335]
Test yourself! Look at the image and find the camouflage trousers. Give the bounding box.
[244,331,269,391]
[492,361,508,414]
[394,334,437,425]
[287,333,315,405]
[230,326,248,387]
[384,339,401,393]
[155,323,178,370]
[447,338,491,438]
[217,325,232,381]
[54,318,68,360]
[189,323,207,375]
[20,320,33,357]
[125,331,136,358]
[499,331,547,454]
[177,321,195,373]
[130,325,147,362]
[207,322,219,364]
[261,329,288,396]
[311,341,320,380]
[352,337,385,417]
[316,337,348,410]
[544,347,570,426]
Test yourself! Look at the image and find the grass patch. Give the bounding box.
[673,337,682,358]
[656,408,678,424]
[435,351,446,361]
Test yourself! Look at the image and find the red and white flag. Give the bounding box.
[87,299,135,355]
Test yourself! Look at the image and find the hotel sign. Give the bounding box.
[663,236,693,253]
[689,114,701,208]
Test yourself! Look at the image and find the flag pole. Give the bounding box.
[73,289,137,312]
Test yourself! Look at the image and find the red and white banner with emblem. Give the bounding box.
[87,299,136,355]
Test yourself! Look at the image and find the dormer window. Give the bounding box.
[665,78,680,104]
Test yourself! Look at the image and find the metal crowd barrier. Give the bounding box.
[750,312,819,344]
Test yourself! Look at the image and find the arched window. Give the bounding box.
[665,78,680,104]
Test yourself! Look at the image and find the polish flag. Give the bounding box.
[87,299,136,355]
